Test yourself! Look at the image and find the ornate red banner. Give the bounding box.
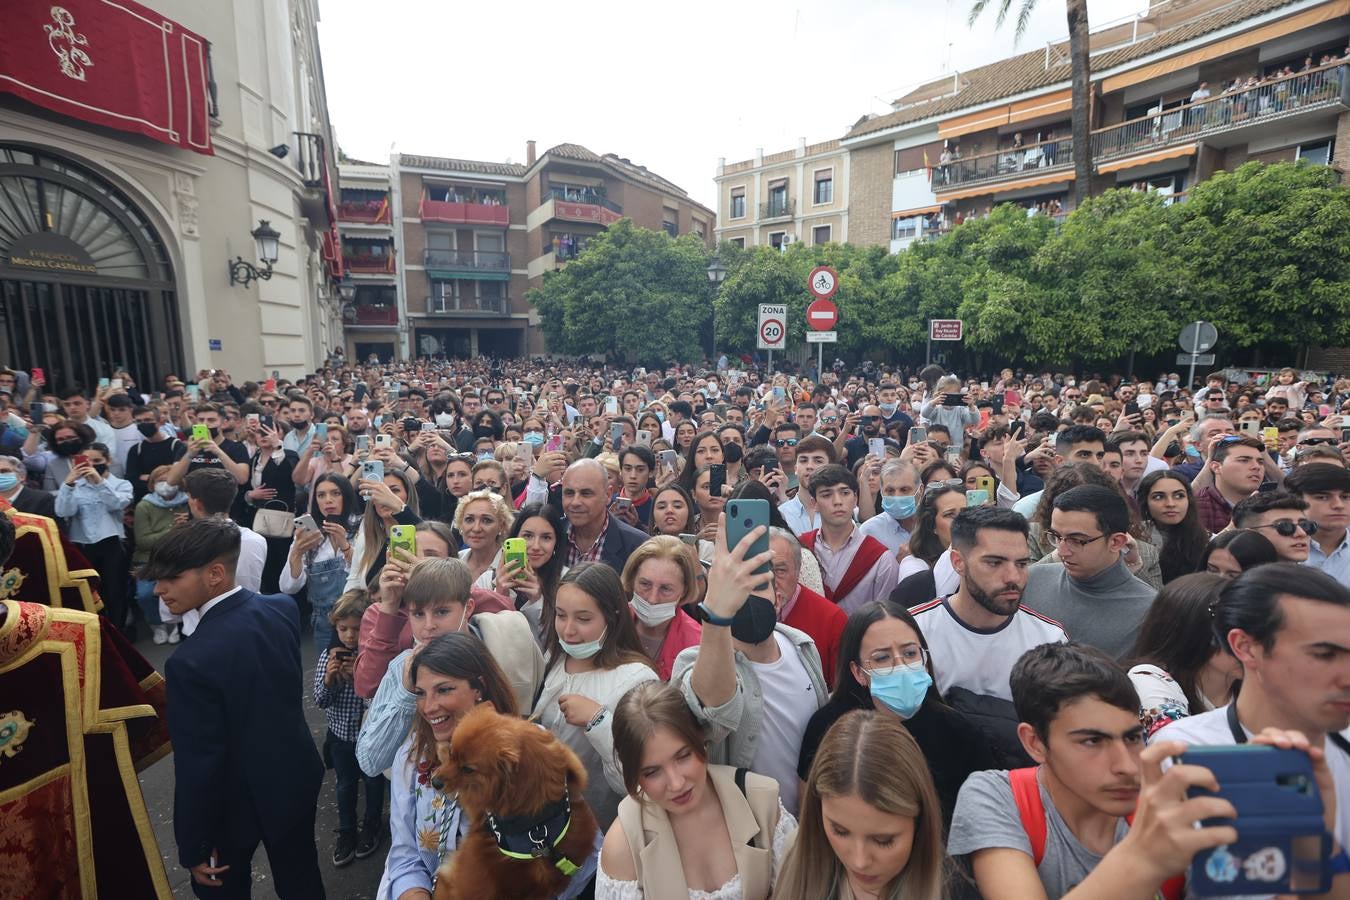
[0,1,214,155]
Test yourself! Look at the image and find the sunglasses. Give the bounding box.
[1300,437,1339,446]
[1253,518,1318,537]
[774,438,799,447]
[924,479,964,491]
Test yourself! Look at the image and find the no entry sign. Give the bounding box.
[807,297,838,332]
[758,304,787,350]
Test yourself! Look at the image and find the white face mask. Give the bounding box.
[629,592,677,627]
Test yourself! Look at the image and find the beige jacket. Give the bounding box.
[472,609,545,714]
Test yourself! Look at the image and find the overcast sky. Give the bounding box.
[318,0,1145,208]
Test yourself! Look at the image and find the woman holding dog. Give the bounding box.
[381,631,531,899]
[598,681,797,899]
[533,562,659,829]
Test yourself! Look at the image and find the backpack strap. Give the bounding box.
[1008,767,1047,866]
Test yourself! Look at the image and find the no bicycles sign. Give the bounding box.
[758,304,787,350]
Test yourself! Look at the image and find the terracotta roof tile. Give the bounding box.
[845,0,1301,140]
[397,154,527,177]
[544,143,603,162]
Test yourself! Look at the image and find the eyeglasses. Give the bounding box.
[1043,529,1108,549]
[1253,518,1318,537]
[473,482,503,492]
[924,479,964,491]
[863,645,929,677]
[774,438,798,447]
[1300,437,1339,446]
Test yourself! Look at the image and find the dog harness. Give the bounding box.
[485,782,581,876]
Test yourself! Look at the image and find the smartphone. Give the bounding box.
[191,423,210,442]
[502,536,528,574]
[110,378,123,390]
[260,414,275,430]
[909,426,927,445]
[314,422,328,443]
[605,396,619,415]
[263,377,276,393]
[518,441,534,470]
[1238,419,1259,436]
[978,408,991,429]
[29,401,43,422]
[1124,400,1141,417]
[1263,426,1280,444]
[333,648,354,662]
[612,496,634,514]
[388,523,416,559]
[420,422,435,432]
[636,429,651,446]
[678,532,699,547]
[708,463,726,497]
[360,459,384,483]
[725,498,771,586]
[714,402,728,416]
[545,435,564,453]
[658,449,678,470]
[186,384,200,400]
[1342,426,1350,444]
[355,434,370,453]
[762,457,779,472]
[73,453,90,469]
[943,393,966,407]
[610,423,624,447]
[772,386,785,402]
[966,489,990,507]
[976,475,996,496]
[294,513,320,533]
[945,446,962,466]
[246,413,261,426]
[1179,745,1330,896]
[375,434,393,450]
[868,438,887,459]
[98,377,110,389]
[991,395,1004,415]
[30,367,43,384]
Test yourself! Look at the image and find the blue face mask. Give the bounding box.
[522,431,546,447]
[0,473,17,491]
[881,494,916,520]
[1184,444,1202,458]
[655,412,665,423]
[879,402,898,416]
[559,627,607,660]
[867,662,932,719]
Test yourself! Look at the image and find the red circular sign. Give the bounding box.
[759,317,785,346]
[806,297,838,332]
[808,265,839,300]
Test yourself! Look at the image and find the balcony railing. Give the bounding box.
[342,253,396,275]
[348,305,399,326]
[545,188,622,215]
[759,198,796,219]
[1093,64,1349,162]
[420,198,510,226]
[931,137,1074,191]
[424,249,511,278]
[339,198,391,224]
[424,294,510,316]
[294,132,326,189]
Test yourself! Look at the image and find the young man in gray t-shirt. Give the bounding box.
[948,642,1149,898]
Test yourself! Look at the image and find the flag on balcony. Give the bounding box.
[0,0,214,154]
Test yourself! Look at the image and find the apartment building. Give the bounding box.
[714,139,850,248]
[840,0,1350,250]
[357,143,713,359]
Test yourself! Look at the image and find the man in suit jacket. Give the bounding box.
[559,458,648,573]
[0,455,59,523]
[146,517,324,899]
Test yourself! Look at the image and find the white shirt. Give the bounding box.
[778,495,820,537]
[1308,530,1350,589]
[910,596,1068,701]
[933,548,960,596]
[173,586,243,637]
[175,526,267,636]
[859,513,912,553]
[748,630,817,815]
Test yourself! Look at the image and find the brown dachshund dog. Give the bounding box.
[430,705,598,900]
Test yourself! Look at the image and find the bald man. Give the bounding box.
[560,458,650,572]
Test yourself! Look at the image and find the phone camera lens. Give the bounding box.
[743,518,753,528]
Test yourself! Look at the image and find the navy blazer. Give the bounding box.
[165,588,323,866]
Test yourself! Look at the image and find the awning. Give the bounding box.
[939,88,1072,140]
[0,0,214,155]
[936,171,1073,202]
[892,205,942,219]
[1098,143,1198,174]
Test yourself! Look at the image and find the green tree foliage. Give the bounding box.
[1164,161,1350,349]
[528,220,714,365]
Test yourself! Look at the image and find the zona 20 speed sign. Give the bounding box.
[758,304,787,350]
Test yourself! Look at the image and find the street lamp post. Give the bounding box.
[706,256,727,369]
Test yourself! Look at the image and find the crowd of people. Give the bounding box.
[14,354,1350,899]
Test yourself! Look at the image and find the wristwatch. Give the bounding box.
[697,602,735,627]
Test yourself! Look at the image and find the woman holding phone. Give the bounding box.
[244,421,301,594]
[282,472,359,651]
[491,502,567,641]
[453,488,514,590]
[344,468,422,592]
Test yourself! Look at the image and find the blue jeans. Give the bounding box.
[135,579,161,626]
[328,730,386,835]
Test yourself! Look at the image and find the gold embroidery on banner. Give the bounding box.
[45,7,93,82]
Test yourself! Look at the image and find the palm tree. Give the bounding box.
[969,0,1092,206]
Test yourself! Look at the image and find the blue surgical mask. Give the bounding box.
[523,431,546,446]
[1184,444,1202,458]
[881,494,917,520]
[655,412,665,423]
[867,662,932,719]
[0,473,17,491]
[559,627,607,660]
[879,402,898,416]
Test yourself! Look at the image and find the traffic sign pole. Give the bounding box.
[1187,321,1202,393]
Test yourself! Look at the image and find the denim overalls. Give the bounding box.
[308,552,350,653]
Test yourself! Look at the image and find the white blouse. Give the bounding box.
[594,801,797,899]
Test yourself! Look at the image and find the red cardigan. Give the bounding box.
[630,605,702,681]
[783,584,847,689]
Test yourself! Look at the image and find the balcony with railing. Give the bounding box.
[759,197,796,220]
[295,132,326,190]
[419,197,510,226]
[423,293,510,316]
[424,249,511,280]
[339,194,392,224]
[342,250,396,275]
[1093,64,1350,163]
[533,188,623,227]
[931,137,1074,192]
[344,304,399,327]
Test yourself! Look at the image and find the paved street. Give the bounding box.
[134,632,386,899]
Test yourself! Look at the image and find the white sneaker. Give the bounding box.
[167,625,181,644]
[152,625,168,645]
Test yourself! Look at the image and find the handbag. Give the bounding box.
[253,499,295,538]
